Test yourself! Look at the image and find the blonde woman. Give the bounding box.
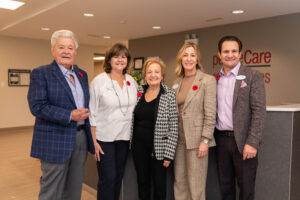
[173,42,216,200]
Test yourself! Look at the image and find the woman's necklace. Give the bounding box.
[109,74,130,116]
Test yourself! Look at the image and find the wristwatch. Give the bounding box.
[202,138,209,144]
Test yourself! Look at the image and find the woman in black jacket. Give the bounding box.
[131,57,178,200]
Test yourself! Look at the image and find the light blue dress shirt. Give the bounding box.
[58,64,85,125]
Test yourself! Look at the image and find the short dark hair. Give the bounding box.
[103,43,131,74]
[218,35,243,53]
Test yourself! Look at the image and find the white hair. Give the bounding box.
[51,29,79,48]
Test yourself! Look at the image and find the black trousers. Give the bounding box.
[132,138,167,200]
[215,130,258,200]
[96,140,129,200]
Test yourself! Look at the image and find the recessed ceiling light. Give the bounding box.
[41,27,50,31]
[152,26,161,30]
[120,20,126,24]
[83,13,94,17]
[103,36,111,39]
[93,56,105,61]
[0,0,25,10]
[232,10,244,15]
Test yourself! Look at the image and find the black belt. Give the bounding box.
[77,124,85,131]
[216,129,234,137]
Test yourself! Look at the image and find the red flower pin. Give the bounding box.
[192,85,198,91]
[137,92,142,97]
[78,72,83,77]
[126,81,131,86]
[216,74,220,80]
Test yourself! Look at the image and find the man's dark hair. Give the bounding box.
[218,35,243,53]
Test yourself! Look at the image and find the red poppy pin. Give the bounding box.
[126,81,131,86]
[192,85,198,91]
[216,74,220,80]
[78,72,83,77]
[137,92,142,97]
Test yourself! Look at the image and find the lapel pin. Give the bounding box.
[172,84,179,89]
[192,85,198,91]
[78,72,83,77]
[137,92,142,97]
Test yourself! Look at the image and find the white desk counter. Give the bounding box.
[267,104,300,111]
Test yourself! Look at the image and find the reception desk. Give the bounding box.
[206,104,300,200]
[84,104,300,200]
[253,104,300,200]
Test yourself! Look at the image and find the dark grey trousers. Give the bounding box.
[38,129,88,200]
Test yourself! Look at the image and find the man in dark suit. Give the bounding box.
[215,35,266,200]
[28,29,95,200]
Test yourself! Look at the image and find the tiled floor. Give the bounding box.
[0,127,96,200]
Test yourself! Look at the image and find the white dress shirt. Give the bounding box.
[89,72,137,141]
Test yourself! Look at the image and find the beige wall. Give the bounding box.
[2,13,300,128]
[0,36,106,128]
[129,12,300,106]
[94,60,104,79]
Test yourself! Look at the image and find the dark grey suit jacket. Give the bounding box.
[231,65,266,153]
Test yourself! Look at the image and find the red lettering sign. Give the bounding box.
[243,50,271,65]
[212,49,272,84]
[212,56,221,68]
[262,73,271,84]
[213,49,272,66]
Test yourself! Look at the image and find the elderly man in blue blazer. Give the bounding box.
[215,35,266,200]
[28,29,95,200]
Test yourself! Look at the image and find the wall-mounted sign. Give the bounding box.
[212,49,272,84]
[8,69,31,86]
[212,49,272,68]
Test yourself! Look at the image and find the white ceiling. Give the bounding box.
[1,0,300,47]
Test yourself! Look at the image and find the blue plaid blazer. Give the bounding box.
[27,60,95,163]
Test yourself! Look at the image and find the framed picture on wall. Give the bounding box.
[134,57,144,70]
[8,69,31,86]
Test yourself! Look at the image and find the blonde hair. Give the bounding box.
[174,42,203,77]
[142,57,166,79]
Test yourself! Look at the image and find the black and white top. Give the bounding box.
[131,83,179,161]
